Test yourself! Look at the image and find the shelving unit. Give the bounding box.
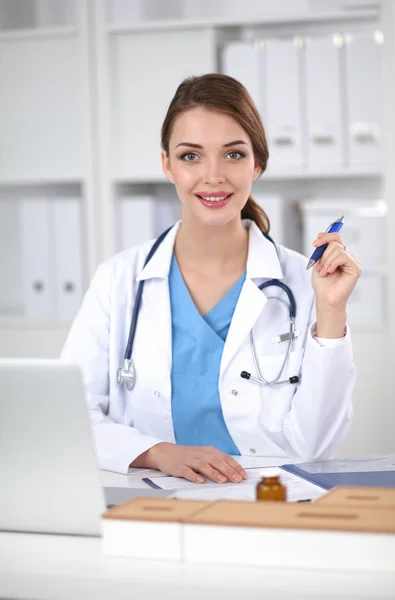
[0,0,394,457]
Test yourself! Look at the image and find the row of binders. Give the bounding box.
[222,31,382,169]
[16,198,83,322]
[102,486,395,571]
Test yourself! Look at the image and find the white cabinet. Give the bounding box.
[111,27,216,180]
[0,34,82,181]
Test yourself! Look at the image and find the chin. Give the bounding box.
[194,207,240,227]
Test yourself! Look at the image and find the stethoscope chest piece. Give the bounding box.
[117,359,136,391]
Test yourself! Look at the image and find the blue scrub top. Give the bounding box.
[169,254,246,454]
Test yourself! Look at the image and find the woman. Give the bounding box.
[61,74,361,483]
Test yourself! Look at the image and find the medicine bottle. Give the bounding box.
[256,469,287,502]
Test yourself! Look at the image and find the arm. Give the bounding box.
[283,231,361,459]
[60,261,164,474]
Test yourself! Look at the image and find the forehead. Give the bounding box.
[169,107,252,147]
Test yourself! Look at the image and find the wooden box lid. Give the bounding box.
[102,497,208,523]
[315,486,395,509]
[185,500,395,534]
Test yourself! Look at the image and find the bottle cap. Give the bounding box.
[259,468,282,478]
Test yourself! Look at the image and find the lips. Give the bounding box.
[195,193,233,209]
[195,193,233,202]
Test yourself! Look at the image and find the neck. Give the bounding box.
[174,215,248,272]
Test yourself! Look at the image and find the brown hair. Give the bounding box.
[161,73,270,233]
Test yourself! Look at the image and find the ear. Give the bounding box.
[161,150,175,184]
[252,161,262,182]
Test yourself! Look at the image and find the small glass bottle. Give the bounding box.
[256,469,287,502]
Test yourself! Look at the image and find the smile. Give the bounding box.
[195,193,233,208]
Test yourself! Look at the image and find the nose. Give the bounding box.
[203,157,225,186]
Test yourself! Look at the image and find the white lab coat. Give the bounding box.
[61,220,355,474]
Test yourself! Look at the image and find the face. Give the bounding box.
[161,107,261,228]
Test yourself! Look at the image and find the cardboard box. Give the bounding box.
[101,498,207,560]
[316,486,395,510]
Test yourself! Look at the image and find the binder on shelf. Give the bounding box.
[222,42,263,117]
[344,31,382,165]
[265,38,303,168]
[299,199,387,329]
[153,195,181,237]
[281,455,395,490]
[19,198,54,320]
[254,194,301,250]
[304,34,345,167]
[52,198,83,322]
[119,196,156,250]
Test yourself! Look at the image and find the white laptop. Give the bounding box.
[0,358,172,537]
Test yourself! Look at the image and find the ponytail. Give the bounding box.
[241,195,270,234]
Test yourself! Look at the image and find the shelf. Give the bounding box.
[0,26,78,41]
[0,316,73,330]
[0,177,82,187]
[106,9,378,35]
[114,166,382,185]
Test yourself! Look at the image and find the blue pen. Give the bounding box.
[306,215,345,270]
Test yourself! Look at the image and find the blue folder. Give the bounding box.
[281,454,395,490]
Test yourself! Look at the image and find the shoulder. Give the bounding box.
[90,238,156,289]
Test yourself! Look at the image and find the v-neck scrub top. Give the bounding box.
[169,254,246,454]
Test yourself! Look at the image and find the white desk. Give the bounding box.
[1,459,395,600]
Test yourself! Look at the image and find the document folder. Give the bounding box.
[281,454,395,490]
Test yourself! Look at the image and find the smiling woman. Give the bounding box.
[61,73,361,483]
[160,74,270,234]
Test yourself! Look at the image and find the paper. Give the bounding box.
[146,467,325,502]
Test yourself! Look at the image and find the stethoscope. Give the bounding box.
[117,227,300,391]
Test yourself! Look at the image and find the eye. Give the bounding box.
[181,152,199,161]
[226,151,245,160]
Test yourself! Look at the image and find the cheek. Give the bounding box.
[171,164,200,189]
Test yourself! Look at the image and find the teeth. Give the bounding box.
[200,195,228,201]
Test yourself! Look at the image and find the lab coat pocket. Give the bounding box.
[258,350,303,433]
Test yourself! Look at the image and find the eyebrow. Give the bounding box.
[175,140,248,149]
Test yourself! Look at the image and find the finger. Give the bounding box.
[313,232,344,248]
[192,459,228,483]
[180,466,205,484]
[319,250,361,277]
[316,241,345,271]
[224,456,248,480]
[211,458,244,483]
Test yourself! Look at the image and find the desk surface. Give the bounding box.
[1,458,395,600]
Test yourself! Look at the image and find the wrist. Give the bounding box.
[315,305,347,338]
[130,442,169,470]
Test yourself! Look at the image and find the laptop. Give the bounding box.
[0,358,172,537]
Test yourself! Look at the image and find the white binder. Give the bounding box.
[222,42,263,116]
[344,31,382,165]
[119,196,156,251]
[304,35,345,167]
[19,198,54,320]
[53,198,83,322]
[265,38,303,168]
[153,196,181,237]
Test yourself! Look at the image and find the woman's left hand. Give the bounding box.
[311,232,362,309]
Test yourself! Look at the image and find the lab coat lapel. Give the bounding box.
[220,220,284,377]
[220,278,267,376]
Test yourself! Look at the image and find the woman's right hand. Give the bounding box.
[144,442,248,484]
